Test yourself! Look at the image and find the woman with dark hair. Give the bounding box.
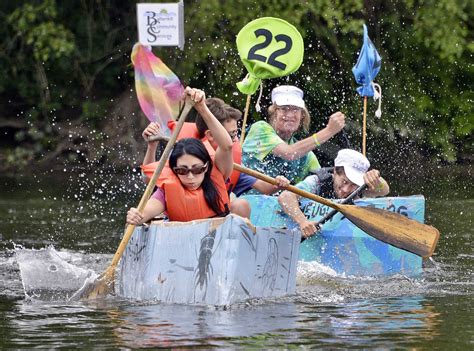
[126,87,233,224]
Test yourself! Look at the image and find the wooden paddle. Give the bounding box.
[71,98,194,300]
[301,183,368,243]
[233,163,440,258]
[316,184,368,225]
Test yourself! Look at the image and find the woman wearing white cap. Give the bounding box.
[278,149,390,238]
[242,85,345,188]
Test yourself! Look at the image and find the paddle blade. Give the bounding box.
[69,266,115,301]
[340,205,440,258]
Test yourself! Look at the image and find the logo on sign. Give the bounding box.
[144,10,177,42]
[137,3,184,49]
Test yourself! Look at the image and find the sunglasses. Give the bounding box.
[173,162,208,176]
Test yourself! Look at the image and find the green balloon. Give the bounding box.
[236,17,304,94]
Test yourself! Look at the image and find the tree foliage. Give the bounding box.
[0,0,472,171]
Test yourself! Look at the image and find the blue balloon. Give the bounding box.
[352,24,381,97]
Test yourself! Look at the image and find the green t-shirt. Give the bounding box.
[242,121,320,192]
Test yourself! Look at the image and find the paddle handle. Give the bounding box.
[316,183,368,226]
[109,99,194,268]
[233,163,341,210]
[340,129,351,149]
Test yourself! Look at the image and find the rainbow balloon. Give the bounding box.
[131,43,184,133]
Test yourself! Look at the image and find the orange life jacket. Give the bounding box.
[158,160,230,222]
[167,120,201,140]
[141,140,230,222]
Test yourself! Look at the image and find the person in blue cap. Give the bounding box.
[241,85,346,190]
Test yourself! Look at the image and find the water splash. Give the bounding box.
[15,246,97,301]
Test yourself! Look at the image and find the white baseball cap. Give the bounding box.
[271,85,305,108]
[334,149,370,186]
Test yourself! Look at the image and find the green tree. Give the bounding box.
[0,0,471,171]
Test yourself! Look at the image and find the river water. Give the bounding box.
[0,168,472,349]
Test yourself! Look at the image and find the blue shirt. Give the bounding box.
[232,173,257,197]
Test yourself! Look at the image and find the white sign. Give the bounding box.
[137,2,184,49]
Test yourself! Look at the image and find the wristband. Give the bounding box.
[312,133,320,147]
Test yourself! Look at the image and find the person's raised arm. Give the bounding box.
[272,112,345,161]
[142,122,162,165]
[186,87,233,179]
